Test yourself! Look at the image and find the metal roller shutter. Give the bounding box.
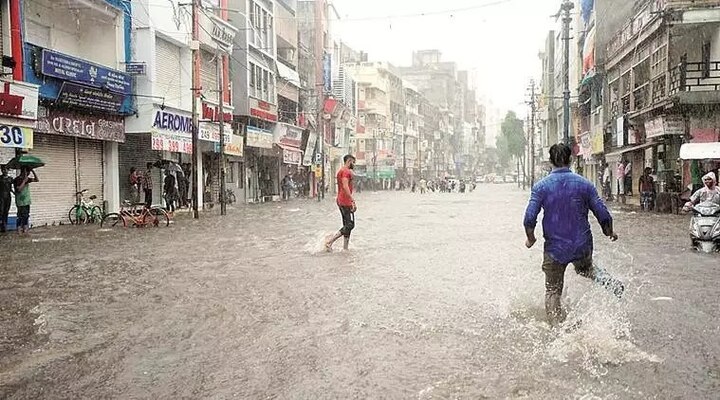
[155,37,183,109]
[27,134,76,226]
[118,133,162,205]
[200,50,218,103]
[77,138,104,205]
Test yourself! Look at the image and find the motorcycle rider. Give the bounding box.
[683,172,720,211]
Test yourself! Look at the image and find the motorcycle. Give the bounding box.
[689,201,720,253]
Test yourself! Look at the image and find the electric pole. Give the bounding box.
[217,50,227,216]
[528,80,537,188]
[561,0,574,145]
[191,0,200,219]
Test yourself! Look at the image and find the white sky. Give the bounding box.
[331,0,560,117]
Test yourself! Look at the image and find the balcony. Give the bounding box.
[670,60,720,104]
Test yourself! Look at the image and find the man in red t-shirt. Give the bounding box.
[325,154,357,251]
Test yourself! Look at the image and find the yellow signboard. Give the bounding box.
[0,124,33,149]
[591,130,604,155]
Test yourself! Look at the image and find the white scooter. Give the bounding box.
[689,201,720,253]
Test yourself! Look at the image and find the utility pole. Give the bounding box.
[190,0,200,219]
[217,50,227,216]
[528,80,537,188]
[561,0,574,145]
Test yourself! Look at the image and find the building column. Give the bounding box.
[104,141,120,213]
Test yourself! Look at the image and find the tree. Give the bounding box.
[495,111,527,168]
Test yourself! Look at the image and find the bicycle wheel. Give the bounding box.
[68,205,88,225]
[148,207,170,227]
[88,206,104,224]
[101,213,126,229]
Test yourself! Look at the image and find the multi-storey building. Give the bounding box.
[604,0,720,205]
[229,0,279,202]
[12,0,133,225]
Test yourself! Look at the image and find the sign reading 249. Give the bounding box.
[0,124,33,149]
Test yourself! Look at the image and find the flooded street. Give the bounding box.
[1,184,718,399]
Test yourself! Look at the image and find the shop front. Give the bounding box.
[216,133,245,203]
[22,45,132,224]
[275,122,304,196]
[123,104,194,207]
[199,114,232,208]
[245,125,278,203]
[32,107,125,225]
[0,81,40,228]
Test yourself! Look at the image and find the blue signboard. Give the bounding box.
[125,62,147,75]
[41,49,132,95]
[56,82,124,113]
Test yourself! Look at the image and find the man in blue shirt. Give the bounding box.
[524,144,622,326]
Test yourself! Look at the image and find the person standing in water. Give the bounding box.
[325,155,356,252]
[523,144,623,326]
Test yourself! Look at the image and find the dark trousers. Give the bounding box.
[16,205,30,229]
[338,205,355,237]
[144,189,153,208]
[0,196,10,232]
[542,253,594,326]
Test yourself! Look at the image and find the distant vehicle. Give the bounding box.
[475,176,484,183]
[504,175,517,183]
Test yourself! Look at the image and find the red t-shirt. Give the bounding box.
[336,167,354,207]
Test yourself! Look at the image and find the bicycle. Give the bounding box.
[68,189,103,225]
[101,201,170,229]
[219,189,236,205]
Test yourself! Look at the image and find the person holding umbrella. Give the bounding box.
[0,165,13,233]
[14,167,39,235]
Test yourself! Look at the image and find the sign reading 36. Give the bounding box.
[0,124,33,149]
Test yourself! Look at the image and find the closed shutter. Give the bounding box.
[155,37,183,109]
[28,134,76,226]
[200,50,218,103]
[77,138,104,204]
[118,133,162,205]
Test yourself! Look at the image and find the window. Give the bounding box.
[249,64,256,97]
[702,42,711,79]
[248,62,275,103]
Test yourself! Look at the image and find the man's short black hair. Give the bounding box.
[549,143,572,168]
[343,154,356,163]
[147,162,153,169]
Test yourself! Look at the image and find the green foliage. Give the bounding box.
[495,111,526,166]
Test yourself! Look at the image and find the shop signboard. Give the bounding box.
[125,62,147,76]
[591,129,604,154]
[616,117,624,147]
[645,115,685,139]
[282,147,302,165]
[275,122,303,148]
[246,126,274,149]
[248,98,277,122]
[0,124,33,149]
[150,107,193,154]
[214,134,244,156]
[36,107,125,142]
[199,122,232,143]
[302,132,317,166]
[198,11,237,53]
[41,49,132,95]
[56,82,124,113]
[0,81,40,124]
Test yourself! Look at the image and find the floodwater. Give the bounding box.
[0,184,718,399]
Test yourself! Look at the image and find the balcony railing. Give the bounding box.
[670,60,720,94]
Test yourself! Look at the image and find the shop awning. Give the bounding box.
[276,62,300,87]
[605,141,657,158]
[680,142,720,160]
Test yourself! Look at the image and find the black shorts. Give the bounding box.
[338,205,355,237]
[16,205,30,227]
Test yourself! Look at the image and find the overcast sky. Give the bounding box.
[331,0,560,118]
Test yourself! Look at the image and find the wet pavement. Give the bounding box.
[0,184,718,399]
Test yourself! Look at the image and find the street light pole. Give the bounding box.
[561,0,574,145]
[217,50,227,216]
[190,0,200,219]
[529,80,537,188]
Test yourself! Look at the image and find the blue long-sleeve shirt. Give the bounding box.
[523,168,613,265]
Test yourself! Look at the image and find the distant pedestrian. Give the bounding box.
[129,167,141,204]
[325,154,356,252]
[163,170,177,213]
[281,174,292,200]
[142,162,154,208]
[639,167,655,211]
[524,144,623,327]
[13,167,39,235]
[0,165,12,232]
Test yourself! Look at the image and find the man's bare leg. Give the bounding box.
[343,236,350,250]
[325,232,343,251]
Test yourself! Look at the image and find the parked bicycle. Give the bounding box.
[219,189,237,205]
[101,201,170,229]
[68,189,103,225]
